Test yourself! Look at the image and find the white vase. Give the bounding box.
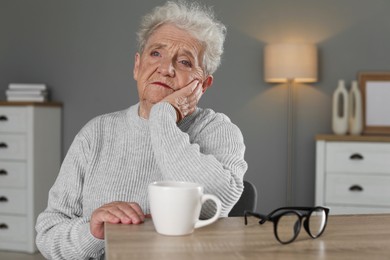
[332,80,349,135]
[348,80,363,135]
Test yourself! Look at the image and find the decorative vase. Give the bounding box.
[332,80,349,135]
[348,80,363,135]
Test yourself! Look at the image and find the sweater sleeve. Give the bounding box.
[149,102,248,217]
[35,129,105,260]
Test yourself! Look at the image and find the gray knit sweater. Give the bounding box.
[35,102,247,259]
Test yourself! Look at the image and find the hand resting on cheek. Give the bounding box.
[162,80,203,122]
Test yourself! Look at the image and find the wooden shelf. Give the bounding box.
[316,134,390,142]
[0,101,62,107]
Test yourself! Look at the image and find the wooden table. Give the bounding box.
[105,214,390,259]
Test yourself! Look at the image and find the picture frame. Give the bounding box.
[359,72,390,135]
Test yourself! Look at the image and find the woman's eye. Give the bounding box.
[179,60,192,67]
[151,51,160,57]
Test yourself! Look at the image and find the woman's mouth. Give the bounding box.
[152,82,172,89]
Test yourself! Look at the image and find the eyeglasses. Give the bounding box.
[244,206,329,244]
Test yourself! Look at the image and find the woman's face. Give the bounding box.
[133,23,212,115]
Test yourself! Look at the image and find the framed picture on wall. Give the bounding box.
[359,72,390,135]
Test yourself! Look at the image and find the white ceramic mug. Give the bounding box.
[148,181,222,236]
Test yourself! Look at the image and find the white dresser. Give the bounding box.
[315,134,390,215]
[0,102,61,253]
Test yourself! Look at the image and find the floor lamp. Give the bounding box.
[264,43,318,206]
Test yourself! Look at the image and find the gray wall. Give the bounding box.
[1,0,390,213]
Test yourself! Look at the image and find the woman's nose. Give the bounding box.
[157,58,175,77]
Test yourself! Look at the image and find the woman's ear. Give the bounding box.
[201,75,213,93]
[133,53,140,81]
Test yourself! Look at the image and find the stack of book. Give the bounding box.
[6,83,48,102]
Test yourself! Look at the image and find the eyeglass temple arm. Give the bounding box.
[254,208,314,225]
[271,206,328,212]
[244,211,268,225]
[266,207,329,218]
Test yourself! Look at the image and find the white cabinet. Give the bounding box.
[0,102,61,253]
[315,135,390,215]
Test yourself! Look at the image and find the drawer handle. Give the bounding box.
[350,153,364,160]
[0,196,8,202]
[0,115,8,121]
[0,169,7,175]
[349,185,363,192]
[0,143,8,149]
[0,223,8,229]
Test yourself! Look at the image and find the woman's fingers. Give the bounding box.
[90,201,147,239]
[162,79,204,121]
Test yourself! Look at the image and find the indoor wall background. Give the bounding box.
[1,0,390,212]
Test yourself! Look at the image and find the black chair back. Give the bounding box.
[228,180,258,217]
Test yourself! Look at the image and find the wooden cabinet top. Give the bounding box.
[0,101,62,107]
[316,134,390,142]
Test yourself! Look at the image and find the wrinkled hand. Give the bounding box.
[90,201,148,239]
[162,80,202,122]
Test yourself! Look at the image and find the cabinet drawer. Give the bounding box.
[0,161,27,188]
[0,107,27,133]
[326,142,390,174]
[326,173,390,207]
[0,215,27,242]
[0,134,27,160]
[0,189,27,214]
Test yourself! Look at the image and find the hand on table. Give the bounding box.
[90,201,149,239]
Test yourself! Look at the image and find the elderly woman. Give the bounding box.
[36,1,247,259]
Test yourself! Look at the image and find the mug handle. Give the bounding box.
[194,194,222,229]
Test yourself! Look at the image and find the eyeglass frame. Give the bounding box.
[244,206,330,244]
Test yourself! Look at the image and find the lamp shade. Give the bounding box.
[264,43,318,83]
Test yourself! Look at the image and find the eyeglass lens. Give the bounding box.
[276,208,327,244]
[276,212,300,243]
[308,208,327,238]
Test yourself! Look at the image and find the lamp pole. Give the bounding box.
[287,79,294,206]
[263,43,318,207]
